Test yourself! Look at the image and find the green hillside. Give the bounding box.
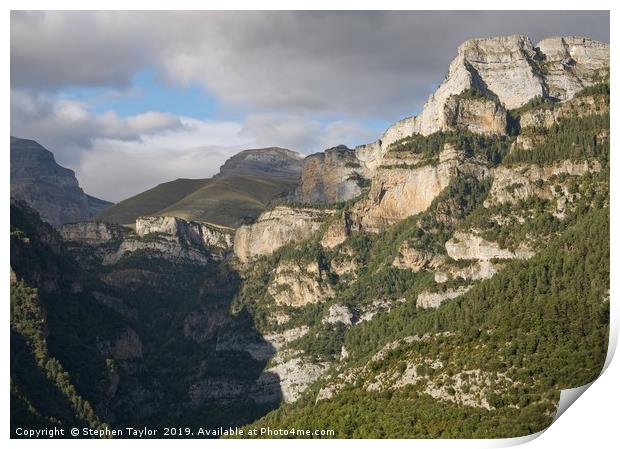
[97,178,211,226]
[97,175,297,228]
[158,175,298,228]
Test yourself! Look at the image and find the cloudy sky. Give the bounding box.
[11,11,609,202]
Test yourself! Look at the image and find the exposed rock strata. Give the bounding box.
[485,160,601,207]
[136,216,233,252]
[445,231,534,261]
[322,304,353,326]
[351,144,488,232]
[10,137,112,227]
[267,261,334,307]
[60,221,129,244]
[234,206,335,262]
[297,145,365,203]
[417,286,472,309]
[392,241,445,271]
[215,147,303,179]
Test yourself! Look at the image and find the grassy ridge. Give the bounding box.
[98,175,298,228]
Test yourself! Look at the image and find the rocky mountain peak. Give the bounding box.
[215,146,304,179]
[10,136,112,227]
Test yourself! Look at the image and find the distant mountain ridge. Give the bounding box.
[215,147,304,179]
[10,137,112,227]
[97,175,298,228]
[97,147,303,228]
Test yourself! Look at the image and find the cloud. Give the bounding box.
[11,90,377,201]
[75,113,377,202]
[11,11,609,120]
[11,89,184,162]
[240,113,322,150]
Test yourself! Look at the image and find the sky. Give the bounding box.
[10,11,610,202]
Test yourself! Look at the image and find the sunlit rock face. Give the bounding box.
[233,206,335,262]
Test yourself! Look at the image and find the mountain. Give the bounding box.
[10,137,113,227]
[10,34,610,439]
[97,175,298,229]
[296,35,609,204]
[215,147,304,179]
[98,147,303,228]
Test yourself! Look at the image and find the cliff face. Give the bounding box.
[350,144,488,232]
[485,160,601,207]
[135,216,233,251]
[405,34,608,137]
[445,231,534,261]
[234,206,335,262]
[518,93,609,130]
[295,34,609,200]
[267,260,334,307]
[443,96,508,135]
[60,215,233,267]
[10,137,112,227]
[215,147,304,179]
[296,145,364,204]
[60,222,129,244]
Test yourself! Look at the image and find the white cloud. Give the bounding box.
[11,90,377,201]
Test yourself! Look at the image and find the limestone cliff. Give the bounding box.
[317,34,608,186]
[135,215,233,252]
[60,222,129,244]
[296,145,366,203]
[351,143,488,232]
[61,215,233,267]
[518,93,609,130]
[485,160,601,207]
[445,230,534,261]
[234,206,336,262]
[267,260,334,307]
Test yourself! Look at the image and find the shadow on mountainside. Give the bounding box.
[10,200,282,437]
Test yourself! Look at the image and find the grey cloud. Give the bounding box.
[11,11,609,121]
[11,89,185,163]
[76,145,243,202]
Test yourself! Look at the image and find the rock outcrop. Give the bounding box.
[443,95,508,135]
[267,260,334,307]
[434,260,501,284]
[351,144,488,232]
[392,241,445,271]
[537,36,609,101]
[315,35,609,182]
[485,160,601,207]
[518,93,609,130]
[320,212,356,249]
[296,145,366,203]
[61,215,233,266]
[253,357,330,404]
[417,286,472,309]
[60,221,129,244]
[322,304,353,326]
[10,137,112,227]
[408,35,608,138]
[136,216,233,252]
[234,206,335,262]
[215,147,304,179]
[445,231,534,261]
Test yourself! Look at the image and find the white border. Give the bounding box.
[2,1,617,448]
